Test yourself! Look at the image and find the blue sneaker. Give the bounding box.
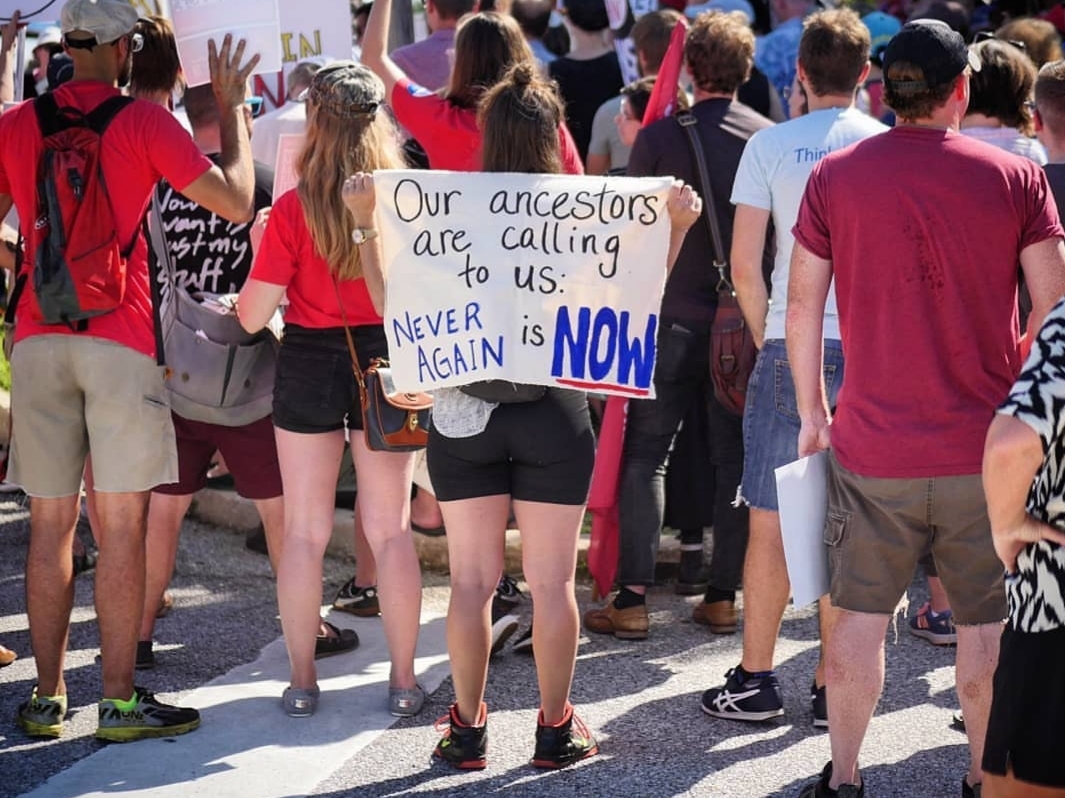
[701,666,784,722]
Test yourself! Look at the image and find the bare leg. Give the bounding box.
[928,575,951,614]
[350,436,421,691]
[352,497,377,586]
[138,493,194,643]
[274,427,346,691]
[439,494,509,724]
[515,498,584,724]
[815,596,839,688]
[25,495,80,696]
[93,490,151,700]
[740,508,790,674]
[252,495,285,575]
[956,623,1001,789]
[824,610,891,790]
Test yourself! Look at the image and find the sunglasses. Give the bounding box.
[244,96,264,117]
[973,31,1027,52]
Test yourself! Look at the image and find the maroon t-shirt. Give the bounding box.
[793,125,1063,478]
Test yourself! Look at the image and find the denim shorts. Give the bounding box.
[739,339,844,511]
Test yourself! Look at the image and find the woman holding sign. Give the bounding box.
[342,63,701,770]
[237,62,425,720]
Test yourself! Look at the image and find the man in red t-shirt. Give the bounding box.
[788,20,1065,798]
[1,0,261,743]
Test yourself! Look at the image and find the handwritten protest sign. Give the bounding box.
[376,171,673,400]
[170,0,282,88]
[252,0,352,111]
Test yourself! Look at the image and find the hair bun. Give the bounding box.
[509,61,537,87]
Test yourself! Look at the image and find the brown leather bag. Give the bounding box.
[677,111,756,416]
[333,276,432,452]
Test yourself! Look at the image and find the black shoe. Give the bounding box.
[314,621,359,659]
[531,704,598,769]
[702,666,784,722]
[962,777,982,798]
[245,525,269,556]
[797,762,864,798]
[332,578,381,617]
[96,686,200,742]
[490,576,521,656]
[811,682,827,729]
[675,551,709,596]
[135,640,155,670]
[433,703,488,770]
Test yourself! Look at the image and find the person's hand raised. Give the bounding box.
[208,34,260,110]
[666,180,701,233]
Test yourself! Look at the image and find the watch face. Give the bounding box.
[353,230,365,244]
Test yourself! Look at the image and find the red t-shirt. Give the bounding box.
[250,189,380,328]
[793,126,1063,478]
[390,78,585,175]
[0,81,212,358]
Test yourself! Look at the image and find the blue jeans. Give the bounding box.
[739,339,845,511]
[617,320,748,590]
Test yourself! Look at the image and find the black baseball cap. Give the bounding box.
[882,19,981,92]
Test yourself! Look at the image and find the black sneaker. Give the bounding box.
[135,640,155,670]
[490,576,521,655]
[701,666,785,722]
[96,686,200,742]
[332,578,381,617]
[962,777,982,798]
[811,682,827,729]
[797,763,864,798]
[433,703,488,770]
[531,704,598,769]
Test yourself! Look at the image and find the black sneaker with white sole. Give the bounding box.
[811,682,827,729]
[701,666,784,722]
[332,578,381,617]
[490,575,521,655]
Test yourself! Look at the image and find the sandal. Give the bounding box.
[314,621,359,659]
[412,521,446,537]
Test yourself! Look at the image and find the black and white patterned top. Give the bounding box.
[998,296,1065,632]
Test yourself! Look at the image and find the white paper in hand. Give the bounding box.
[774,451,830,607]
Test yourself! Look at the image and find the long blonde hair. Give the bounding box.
[296,66,404,280]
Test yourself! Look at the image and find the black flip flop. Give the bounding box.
[315,621,360,659]
[412,521,446,537]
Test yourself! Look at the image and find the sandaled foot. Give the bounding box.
[315,621,359,659]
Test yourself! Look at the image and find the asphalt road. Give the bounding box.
[0,495,971,798]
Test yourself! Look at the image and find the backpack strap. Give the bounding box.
[33,92,134,137]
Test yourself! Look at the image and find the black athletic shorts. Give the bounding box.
[983,624,1065,787]
[427,388,594,505]
[272,323,388,434]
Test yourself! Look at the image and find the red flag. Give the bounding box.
[641,20,688,126]
[586,18,687,599]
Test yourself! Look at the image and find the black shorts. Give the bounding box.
[272,324,388,434]
[427,388,594,505]
[983,624,1065,787]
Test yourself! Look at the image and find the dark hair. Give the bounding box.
[967,38,1036,135]
[908,1,970,42]
[479,61,563,173]
[130,16,184,97]
[621,74,689,121]
[562,0,610,34]
[182,83,219,129]
[883,60,958,120]
[1036,59,1065,136]
[798,9,869,97]
[448,12,533,109]
[433,0,479,21]
[686,11,754,95]
[630,9,684,75]
[509,0,554,39]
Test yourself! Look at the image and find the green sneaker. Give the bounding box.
[96,687,200,743]
[17,688,67,738]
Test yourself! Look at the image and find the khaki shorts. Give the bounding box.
[825,450,1006,626]
[9,335,178,497]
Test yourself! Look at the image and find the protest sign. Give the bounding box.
[376,171,673,400]
[271,133,302,201]
[252,0,352,111]
[170,0,282,88]
[0,0,166,23]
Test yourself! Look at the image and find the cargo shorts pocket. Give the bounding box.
[824,511,848,547]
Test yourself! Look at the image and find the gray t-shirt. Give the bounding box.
[587,95,630,171]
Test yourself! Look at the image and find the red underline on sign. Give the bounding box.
[554,379,651,397]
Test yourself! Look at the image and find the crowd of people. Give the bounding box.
[2,0,1065,794]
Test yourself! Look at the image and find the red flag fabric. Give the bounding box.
[586,17,687,598]
[641,20,687,126]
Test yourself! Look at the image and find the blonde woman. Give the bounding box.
[238,62,424,718]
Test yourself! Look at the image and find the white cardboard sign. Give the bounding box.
[170,0,282,88]
[376,170,673,399]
